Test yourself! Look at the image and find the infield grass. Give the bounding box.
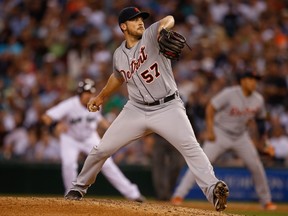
[182,200,288,216]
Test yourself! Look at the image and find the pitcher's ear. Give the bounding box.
[120,23,126,32]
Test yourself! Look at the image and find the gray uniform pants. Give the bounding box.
[173,126,272,205]
[71,99,219,203]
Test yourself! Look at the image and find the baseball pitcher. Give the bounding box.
[65,7,229,212]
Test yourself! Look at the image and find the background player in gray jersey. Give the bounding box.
[42,78,144,202]
[65,6,229,212]
[171,70,277,211]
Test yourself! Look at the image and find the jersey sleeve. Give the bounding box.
[46,100,70,121]
[256,94,267,119]
[211,88,230,110]
[144,22,160,48]
[112,49,124,79]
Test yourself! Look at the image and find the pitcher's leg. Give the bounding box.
[101,157,141,200]
[235,137,272,205]
[70,104,147,196]
[71,147,107,195]
[149,102,219,203]
[172,141,226,199]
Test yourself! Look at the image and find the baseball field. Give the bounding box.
[1,196,287,216]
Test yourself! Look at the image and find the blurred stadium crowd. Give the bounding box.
[1,0,288,167]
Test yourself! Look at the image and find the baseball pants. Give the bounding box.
[71,99,219,204]
[173,126,272,205]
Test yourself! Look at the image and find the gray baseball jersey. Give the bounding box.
[172,86,272,205]
[113,22,177,104]
[212,86,266,137]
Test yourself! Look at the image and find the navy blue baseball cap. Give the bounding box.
[240,70,262,80]
[118,7,149,25]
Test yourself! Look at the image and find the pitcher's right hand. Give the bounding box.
[87,97,100,112]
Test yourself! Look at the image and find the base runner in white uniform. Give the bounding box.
[42,78,144,202]
[65,7,229,212]
[171,71,277,210]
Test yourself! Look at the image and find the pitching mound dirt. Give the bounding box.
[0,196,241,216]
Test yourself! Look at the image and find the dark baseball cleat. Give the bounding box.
[65,190,83,200]
[132,195,146,203]
[213,180,229,211]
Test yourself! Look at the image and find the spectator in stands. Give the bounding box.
[24,125,40,161]
[262,60,288,115]
[3,111,28,160]
[0,0,287,170]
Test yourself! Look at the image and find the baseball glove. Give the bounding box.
[158,28,187,61]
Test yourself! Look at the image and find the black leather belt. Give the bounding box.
[142,91,179,106]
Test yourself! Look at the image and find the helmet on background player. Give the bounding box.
[77,78,96,95]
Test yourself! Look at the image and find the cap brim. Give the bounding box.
[241,75,262,80]
[128,12,150,21]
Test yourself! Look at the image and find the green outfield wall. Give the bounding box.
[0,161,156,197]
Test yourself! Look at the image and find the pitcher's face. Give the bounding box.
[241,77,258,95]
[123,16,145,38]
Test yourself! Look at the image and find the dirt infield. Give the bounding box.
[0,196,241,216]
